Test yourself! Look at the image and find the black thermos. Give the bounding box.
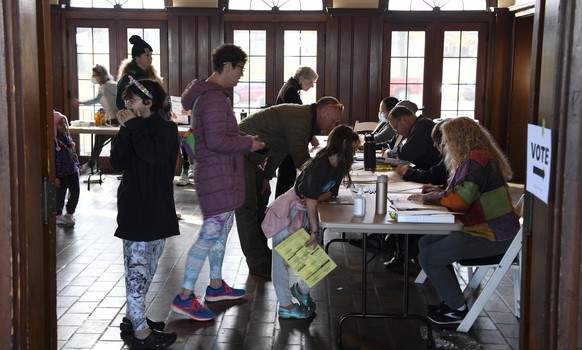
[363,133,376,171]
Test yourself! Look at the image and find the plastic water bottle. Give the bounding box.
[353,188,366,217]
[363,133,376,171]
[375,175,388,215]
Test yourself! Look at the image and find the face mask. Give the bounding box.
[378,112,387,122]
[91,77,98,84]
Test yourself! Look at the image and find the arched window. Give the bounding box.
[68,0,164,9]
[389,0,486,11]
[228,0,323,11]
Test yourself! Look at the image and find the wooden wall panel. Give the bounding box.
[484,9,513,149]
[324,12,384,126]
[166,8,223,97]
[507,16,533,183]
[352,17,373,123]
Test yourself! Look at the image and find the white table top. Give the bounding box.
[319,185,462,235]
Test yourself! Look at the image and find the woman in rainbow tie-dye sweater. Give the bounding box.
[409,116,520,325]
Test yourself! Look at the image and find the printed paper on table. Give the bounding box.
[274,228,337,288]
[170,96,189,125]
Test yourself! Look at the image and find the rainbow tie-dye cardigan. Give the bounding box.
[424,148,520,241]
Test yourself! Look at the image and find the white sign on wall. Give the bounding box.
[526,123,551,204]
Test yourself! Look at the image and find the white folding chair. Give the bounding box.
[415,194,524,331]
[354,120,378,134]
[456,227,522,331]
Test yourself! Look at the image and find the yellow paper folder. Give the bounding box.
[274,228,337,288]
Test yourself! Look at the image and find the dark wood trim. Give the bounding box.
[58,8,168,20]
[224,13,326,22]
[167,7,224,16]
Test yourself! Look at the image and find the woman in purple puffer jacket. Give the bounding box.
[170,44,265,322]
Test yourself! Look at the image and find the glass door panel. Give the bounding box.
[283,30,318,104]
[75,27,111,156]
[389,31,425,103]
[440,30,478,118]
[233,30,267,118]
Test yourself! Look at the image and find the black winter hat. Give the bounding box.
[130,35,153,58]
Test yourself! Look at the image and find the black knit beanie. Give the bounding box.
[130,35,153,58]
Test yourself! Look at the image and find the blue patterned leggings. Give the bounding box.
[182,211,234,291]
[123,239,165,331]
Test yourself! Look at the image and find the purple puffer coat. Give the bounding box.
[181,79,253,216]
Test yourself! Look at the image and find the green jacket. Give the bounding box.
[239,103,319,180]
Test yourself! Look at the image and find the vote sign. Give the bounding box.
[526,123,551,204]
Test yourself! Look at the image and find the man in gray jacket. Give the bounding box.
[236,96,344,279]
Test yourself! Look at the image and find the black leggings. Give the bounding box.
[56,173,80,215]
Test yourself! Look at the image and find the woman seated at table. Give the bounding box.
[262,125,360,319]
[384,120,450,273]
[408,116,520,325]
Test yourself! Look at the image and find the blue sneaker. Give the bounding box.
[171,294,213,321]
[204,280,245,302]
[278,304,313,319]
[290,283,316,311]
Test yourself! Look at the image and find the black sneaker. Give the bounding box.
[119,317,166,333]
[426,301,447,312]
[427,303,468,324]
[130,329,177,350]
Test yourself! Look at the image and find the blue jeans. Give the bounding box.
[418,231,512,309]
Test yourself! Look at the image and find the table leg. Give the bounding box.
[336,232,435,349]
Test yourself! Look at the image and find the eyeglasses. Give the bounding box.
[329,103,344,112]
[388,118,402,132]
[235,64,246,72]
[124,97,141,106]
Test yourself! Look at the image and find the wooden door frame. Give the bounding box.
[225,20,326,107]
[1,0,56,349]
[521,0,582,348]
[382,21,488,121]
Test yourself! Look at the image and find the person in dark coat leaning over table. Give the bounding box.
[386,101,442,170]
[110,77,179,350]
[274,66,319,198]
[236,96,344,279]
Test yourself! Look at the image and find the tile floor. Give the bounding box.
[56,174,521,349]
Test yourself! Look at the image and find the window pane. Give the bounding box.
[76,28,93,53]
[127,28,161,76]
[233,30,267,118]
[283,30,318,104]
[389,31,425,102]
[75,27,111,156]
[442,57,460,84]
[461,31,478,57]
[443,31,460,57]
[459,57,477,83]
[441,30,478,119]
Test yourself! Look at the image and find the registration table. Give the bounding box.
[68,125,190,190]
[319,177,462,348]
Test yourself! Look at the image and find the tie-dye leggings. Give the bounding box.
[182,211,234,291]
[123,239,165,331]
